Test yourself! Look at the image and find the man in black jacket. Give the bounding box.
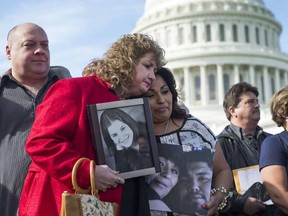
[217,82,275,216]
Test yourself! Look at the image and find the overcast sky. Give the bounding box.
[0,0,287,77]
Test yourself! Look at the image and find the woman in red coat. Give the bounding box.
[19,33,166,216]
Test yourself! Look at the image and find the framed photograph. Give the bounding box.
[146,143,214,215]
[232,165,272,205]
[87,97,160,179]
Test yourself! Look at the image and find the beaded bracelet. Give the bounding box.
[217,194,229,211]
[210,187,229,212]
[210,186,227,196]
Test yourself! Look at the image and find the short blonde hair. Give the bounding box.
[270,86,288,127]
[83,33,166,94]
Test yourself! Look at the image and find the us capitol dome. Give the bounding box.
[133,0,288,134]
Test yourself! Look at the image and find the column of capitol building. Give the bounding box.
[133,0,288,135]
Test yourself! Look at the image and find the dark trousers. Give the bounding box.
[120,177,150,216]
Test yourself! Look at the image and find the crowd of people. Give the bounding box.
[1,22,288,216]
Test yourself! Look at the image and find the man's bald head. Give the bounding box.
[6,22,50,85]
[7,23,47,47]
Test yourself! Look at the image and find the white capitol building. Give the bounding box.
[133,0,288,134]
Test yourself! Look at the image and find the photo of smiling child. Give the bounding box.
[100,108,153,173]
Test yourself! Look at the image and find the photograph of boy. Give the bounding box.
[146,144,214,215]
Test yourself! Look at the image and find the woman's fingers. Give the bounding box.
[115,176,125,184]
[94,165,125,191]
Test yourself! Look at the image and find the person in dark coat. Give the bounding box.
[217,82,275,216]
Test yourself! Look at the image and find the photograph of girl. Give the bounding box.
[100,108,153,174]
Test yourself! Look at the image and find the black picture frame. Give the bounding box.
[87,97,160,179]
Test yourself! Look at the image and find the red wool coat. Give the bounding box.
[19,76,122,216]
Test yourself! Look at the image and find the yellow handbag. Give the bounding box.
[60,157,118,216]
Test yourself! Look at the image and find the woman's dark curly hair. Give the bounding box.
[155,67,188,119]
